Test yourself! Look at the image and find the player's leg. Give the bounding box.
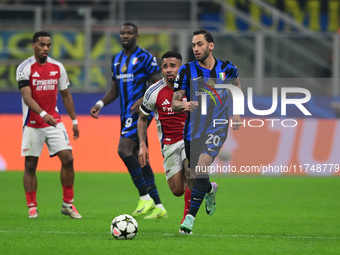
[138,132,166,217]
[47,123,81,219]
[22,126,44,218]
[180,153,213,233]
[118,137,155,217]
[167,169,186,197]
[181,157,192,224]
[181,187,192,223]
[57,150,82,219]
[180,136,215,233]
[144,139,187,219]
[24,156,39,218]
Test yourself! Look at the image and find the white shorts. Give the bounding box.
[161,140,186,181]
[21,122,72,157]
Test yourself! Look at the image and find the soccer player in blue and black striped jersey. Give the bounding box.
[172,28,242,233]
[90,22,166,219]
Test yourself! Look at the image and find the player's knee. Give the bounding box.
[61,154,74,169]
[170,185,185,197]
[118,148,132,159]
[25,161,37,174]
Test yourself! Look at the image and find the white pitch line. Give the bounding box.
[161,233,340,240]
[0,230,339,240]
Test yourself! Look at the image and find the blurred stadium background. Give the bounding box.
[0,0,339,174]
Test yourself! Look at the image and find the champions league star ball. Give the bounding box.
[111,214,138,240]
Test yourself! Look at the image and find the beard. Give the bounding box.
[121,38,136,50]
[196,47,210,63]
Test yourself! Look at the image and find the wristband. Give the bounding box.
[72,119,78,125]
[96,100,104,108]
[39,111,47,118]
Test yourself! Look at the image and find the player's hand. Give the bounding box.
[130,98,143,115]
[43,114,57,127]
[188,101,199,112]
[72,124,79,140]
[90,105,101,119]
[232,114,241,130]
[138,143,149,167]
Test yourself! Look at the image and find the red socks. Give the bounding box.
[62,185,74,204]
[181,187,192,224]
[25,191,37,208]
[25,186,74,207]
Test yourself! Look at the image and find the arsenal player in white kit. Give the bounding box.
[16,31,82,219]
[138,51,192,226]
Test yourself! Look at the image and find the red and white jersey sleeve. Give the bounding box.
[140,78,187,145]
[16,56,70,128]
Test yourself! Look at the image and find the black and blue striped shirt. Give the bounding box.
[174,58,239,141]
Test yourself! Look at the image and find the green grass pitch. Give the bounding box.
[0,171,339,255]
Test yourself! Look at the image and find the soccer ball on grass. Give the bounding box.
[111,214,138,240]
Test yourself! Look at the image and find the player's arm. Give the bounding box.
[130,72,163,115]
[19,85,57,127]
[130,97,143,116]
[60,88,79,140]
[137,111,149,167]
[231,76,242,130]
[90,79,118,119]
[172,90,198,112]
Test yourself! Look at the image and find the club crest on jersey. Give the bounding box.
[131,58,138,65]
[50,71,58,76]
[121,64,127,73]
[206,79,215,88]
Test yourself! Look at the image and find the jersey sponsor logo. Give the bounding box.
[33,79,58,86]
[193,76,202,81]
[49,71,58,76]
[23,149,29,153]
[114,62,120,67]
[33,79,58,91]
[116,73,134,82]
[161,99,170,105]
[32,71,40,77]
[121,131,129,135]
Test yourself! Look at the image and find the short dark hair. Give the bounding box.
[121,22,138,34]
[161,51,182,61]
[32,31,51,43]
[193,28,214,43]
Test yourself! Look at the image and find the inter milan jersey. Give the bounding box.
[174,58,239,141]
[16,56,70,128]
[111,46,161,133]
[140,78,187,145]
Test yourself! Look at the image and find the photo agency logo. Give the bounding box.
[197,82,312,128]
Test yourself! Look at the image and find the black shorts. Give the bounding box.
[185,125,229,168]
[120,114,153,141]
